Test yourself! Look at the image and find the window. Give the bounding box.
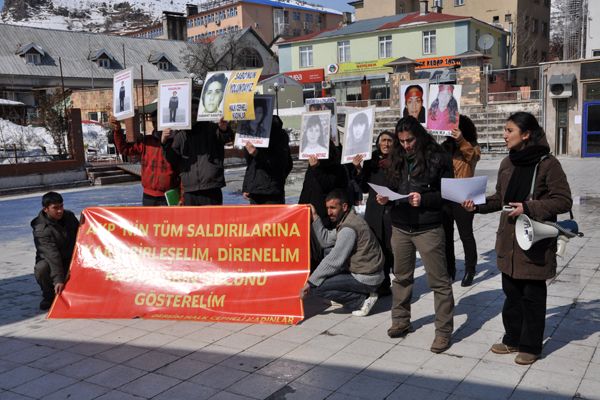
[492,16,499,24]
[542,21,548,36]
[240,48,263,68]
[422,30,436,55]
[337,40,350,62]
[157,61,170,70]
[454,0,464,5]
[505,14,511,22]
[433,0,443,6]
[98,58,110,68]
[593,50,600,57]
[300,45,313,67]
[378,35,392,58]
[25,53,41,64]
[293,11,300,21]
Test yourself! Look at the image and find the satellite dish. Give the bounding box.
[478,34,495,52]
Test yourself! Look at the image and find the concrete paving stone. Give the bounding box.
[592,350,600,365]
[0,339,33,356]
[326,318,381,339]
[271,327,322,344]
[94,390,146,400]
[324,392,364,400]
[158,337,209,357]
[227,372,288,399]
[511,369,582,400]
[284,344,337,364]
[127,319,177,333]
[185,344,240,364]
[336,373,399,399]
[11,372,77,398]
[294,365,356,391]
[67,341,118,357]
[211,323,252,332]
[446,339,496,359]
[53,356,114,380]
[394,325,438,349]
[209,391,255,400]
[43,381,109,400]
[189,365,249,390]
[339,337,395,358]
[453,376,515,400]
[219,350,277,373]
[256,359,313,381]
[266,381,331,400]
[0,343,58,365]
[403,368,462,394]
[542,339,595,362]
[214,333,266,350]
[0,360,18,374]
[0,391,36,400]
[380,344,434,366]
[466,359,526,386]
[576,378,600,400]
[240,324,289,337]
[295,313,348,331]
[96,327,149,344]
[246,338,300,358]
[125,332,179,349]
[95,344,149,364]
[124,350,180,372]
[119,372,181,398]
[153,381,218,400]
[156,354,213,380]
[27,350,86,372]
[322,350,379,372]
[85,364,147,389]
[183,326,233,343]
[420,353,480,376]
[360,358,418,383]
[303,332,355,353]
[155,321,208,337]
[386,382,453,400]
[0,365,47,390]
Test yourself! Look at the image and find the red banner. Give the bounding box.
[284,68,325,84]
[49,205,311,324]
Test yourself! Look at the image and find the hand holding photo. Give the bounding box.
[400,80,428,124]
[157,78,192,131]
[427,84,461,135]
[299,111,330,159]
[341,107,375,163]
[112,68,135,121]
[197,71,231,121]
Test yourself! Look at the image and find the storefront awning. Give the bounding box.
[329,74,388,83]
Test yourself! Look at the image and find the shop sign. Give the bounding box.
[416,56,461,70]
[326,58,395,75]
[284,68,325,83]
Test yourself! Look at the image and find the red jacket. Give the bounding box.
[113,128,179,197]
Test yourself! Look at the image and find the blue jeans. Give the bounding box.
[311,273,378,311]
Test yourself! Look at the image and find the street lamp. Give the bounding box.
[286,99,295,108]
[268,81,285,116]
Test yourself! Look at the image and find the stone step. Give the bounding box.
[87,169,125,179]
[86,165,122,173]
[95,174,140,185]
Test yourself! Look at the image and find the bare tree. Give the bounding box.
[37,92,70,159]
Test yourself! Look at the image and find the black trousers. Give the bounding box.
[142,193,168,206]
[442,202,477,274]
[184,188,223,206]
[34,260,57,301]
[501,273,547,355]
[249,193,285,205]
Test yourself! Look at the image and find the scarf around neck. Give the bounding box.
[504,144,550,204]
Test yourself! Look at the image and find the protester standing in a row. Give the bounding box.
[111,114,180,206]
[242,115,293,204]
[161,118,233,206]
[378,116,455,353]
[351,131,396,295]
[441,115,481,286]
[463,112,572,365]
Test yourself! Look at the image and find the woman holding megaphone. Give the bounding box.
[462,112,572,365]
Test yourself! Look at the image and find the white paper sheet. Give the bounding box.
[367,183,410,201]
[441,176,487,204]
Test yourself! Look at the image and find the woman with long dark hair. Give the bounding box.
[427,84,459,131]
[377,116,454,353]
[441,115,481,286]
[351,131,396,295]
[463,112,572,365]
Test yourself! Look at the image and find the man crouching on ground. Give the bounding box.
[31,192,79,310]
[300,189,384,316]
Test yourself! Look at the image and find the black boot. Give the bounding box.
[447,266,456,281]
[461,270,475,287]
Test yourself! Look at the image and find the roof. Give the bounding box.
[280,11,506,45]
[0,24,193,82]
[259,73,302,87]
[384,56,420,67]
[241,0,343,15]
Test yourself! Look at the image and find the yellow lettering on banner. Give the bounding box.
[134,292,226,309]
[186,223,300,238]
[153,222,184,237]
[217,245,299,263]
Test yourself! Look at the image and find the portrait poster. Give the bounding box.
[112,68,135,121]
[197,71,233,121]
[400,79,429,126]
[426,84,462,136]
[157,78,192,131]
[341,106,375,164]
[234,95,274,148]
[223,68,262,121]
[299,111,331,160]
[305,97,338,146]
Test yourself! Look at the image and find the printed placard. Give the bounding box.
[305,97,338,145]
[197,71,232,121]
[223,68,262,121]
[341,107,375,164]
[234,95,274,148]
[157,79,192,131]
[400,80,429,126]
[299,111,331,159]
[113,68,135,121]
[427,84,462,136]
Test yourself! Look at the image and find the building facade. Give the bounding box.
[349,0,549,68]
[278,10,506,102]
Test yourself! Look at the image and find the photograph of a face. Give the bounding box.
[306,97,338,145]
[426,84,462,135]
[299,111,331,160]
[157,79,192,131]
[197,71,232,121]
[113,68,135,121]
[400,80,429,125]
[341,107,374,163]
[234,95,274,148]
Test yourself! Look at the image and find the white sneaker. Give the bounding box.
[352,292,378,317]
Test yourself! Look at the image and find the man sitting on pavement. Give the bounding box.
[31,192,79,310]
[300,189,384,316]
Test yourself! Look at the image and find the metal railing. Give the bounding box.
[487,90,542,104]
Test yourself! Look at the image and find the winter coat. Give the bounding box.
[299,144,348,221]
[478,155,572,280]
[31,210,80,285]
[113,128,179,197]
[242,116,293,196]
[163,121,233,193]
[389,146,454,232]
[442,136,481,178]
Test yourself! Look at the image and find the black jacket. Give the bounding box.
[31,210,79,285]
[389,146,453,232]
[299,144,348,221]
[163,121,233,192]
[242,116,293,196]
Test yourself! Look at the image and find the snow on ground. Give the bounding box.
[0,118,110,164]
